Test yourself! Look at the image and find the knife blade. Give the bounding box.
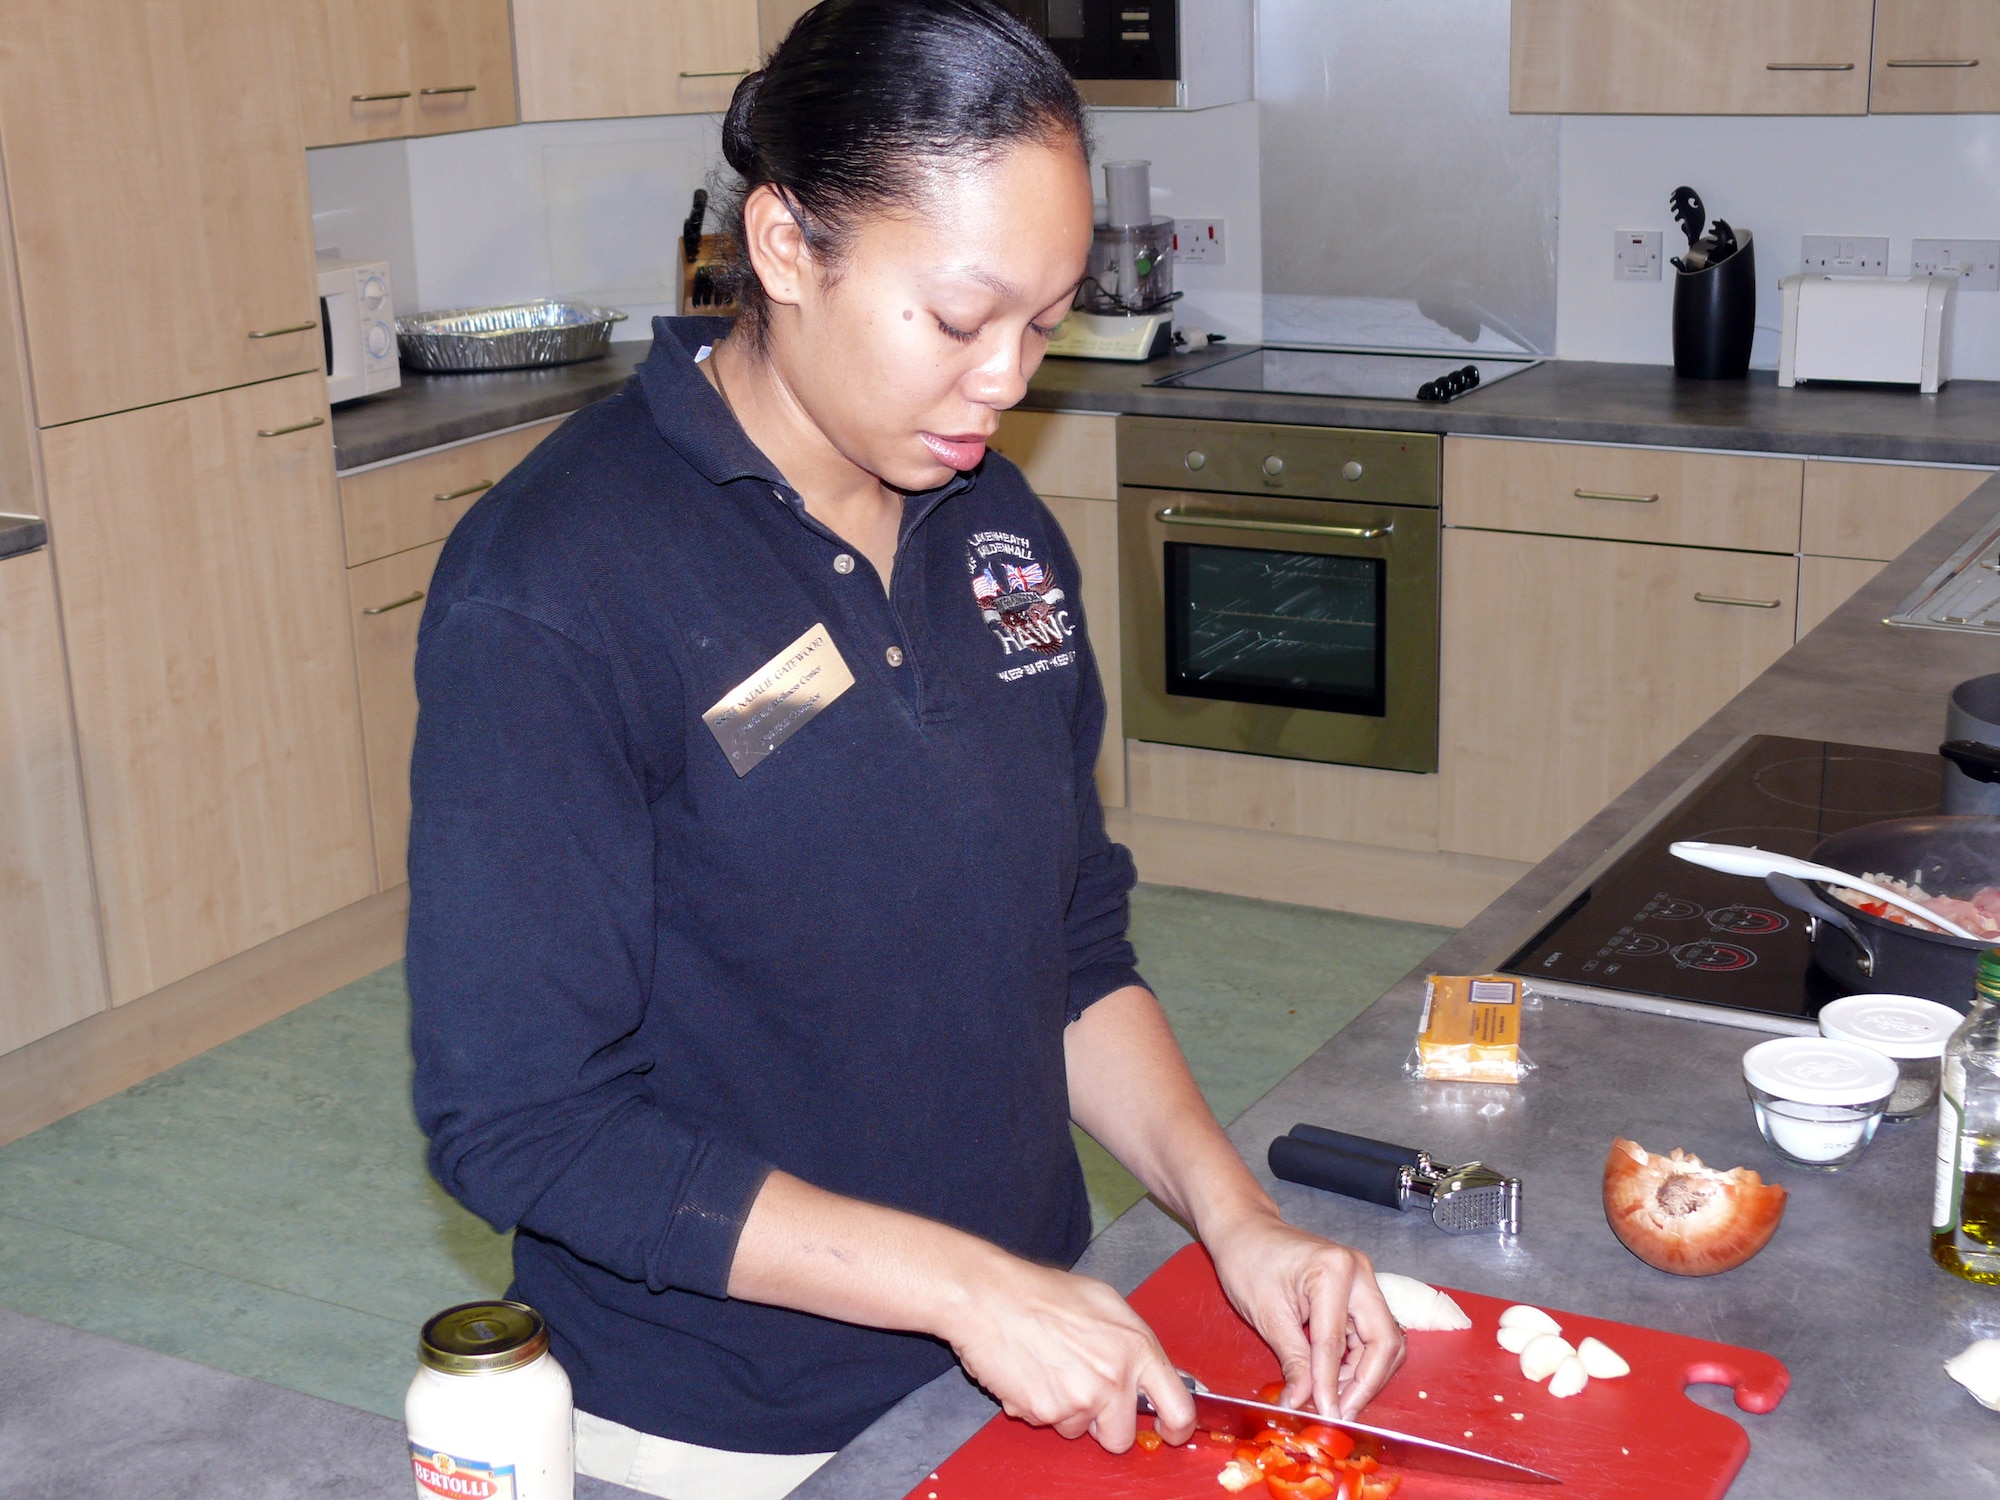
[1139,1379,1561,1486]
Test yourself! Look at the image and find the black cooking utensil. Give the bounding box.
[682,188,709,265]
[1287,1123,1435,1173]
[1708,218,1738,262]
[1670,186,1705,247]
[1268,1133,1522,1235]
[1942,739,2000,785]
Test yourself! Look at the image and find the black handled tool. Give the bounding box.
[1269,1132,1522,1236]
[1942,738,2000,785]
[682,188,709,265]
[1287,1123,1434,1172]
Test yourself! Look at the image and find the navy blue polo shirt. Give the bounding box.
[407,317,1145,1453]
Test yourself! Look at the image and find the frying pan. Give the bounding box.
[1759,815,2000,1011]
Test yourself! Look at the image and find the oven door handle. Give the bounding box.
[1154,506,1393,540]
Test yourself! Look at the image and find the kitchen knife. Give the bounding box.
[1138,1376,1561,1486]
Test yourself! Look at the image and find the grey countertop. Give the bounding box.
[0,513,46,560]
[332,337,2000,472]
[330,344,648,472]
[795,480,2000,1499]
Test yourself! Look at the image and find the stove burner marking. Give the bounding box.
[1640,895,1703,921]
[1670,940,1758,973]
[1601,930,1669,958]
[1705,904,1790,936]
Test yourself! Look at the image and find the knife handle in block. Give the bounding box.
[1287,1123,1424,1169]
[1268,1134,1407,1211]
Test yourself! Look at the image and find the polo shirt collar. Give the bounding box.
[636,317,978,531]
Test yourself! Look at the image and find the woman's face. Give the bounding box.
[756,138,1096,492]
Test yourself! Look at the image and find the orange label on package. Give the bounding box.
[1416,974,1523,1082]
[411,1446,516,1500]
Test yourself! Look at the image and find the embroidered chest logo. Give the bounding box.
[967,530,1077,680]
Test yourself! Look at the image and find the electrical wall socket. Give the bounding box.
[1801,235,1888,275]
[1613,229,1661,281]
[1173,219,1226,266]
[1911,238,2000,292]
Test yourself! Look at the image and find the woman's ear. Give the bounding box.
[741,183,813,312]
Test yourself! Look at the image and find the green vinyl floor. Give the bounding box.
[0,885,1449,1420]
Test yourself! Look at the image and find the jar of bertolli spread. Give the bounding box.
[407,1301,572,1500]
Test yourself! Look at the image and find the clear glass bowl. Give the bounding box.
[1746,1083,1888,1170]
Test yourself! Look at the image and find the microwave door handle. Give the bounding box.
[1154,506,1393,540]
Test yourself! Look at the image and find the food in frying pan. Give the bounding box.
[1832,875,2000,938]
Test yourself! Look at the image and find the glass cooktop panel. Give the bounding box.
[1502,736,1945,1024]
[1152,347,1541,403]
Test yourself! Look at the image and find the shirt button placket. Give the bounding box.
[833,553,855,575]
[885,645,905,667]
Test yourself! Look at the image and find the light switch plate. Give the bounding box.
[1614,229,1661,281]
[1911,238,2000,291]
[1801,235,1888,275]
[1173,219,1226,266]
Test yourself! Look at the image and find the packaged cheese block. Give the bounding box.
[1415,973,1524,1082]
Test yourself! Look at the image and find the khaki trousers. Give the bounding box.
[573,1408,835,1500]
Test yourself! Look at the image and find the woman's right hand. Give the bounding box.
[941,1251,1199,1453]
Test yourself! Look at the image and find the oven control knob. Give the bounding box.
[365,321,392,358]
[1185,449,1206,471]
[1261,454,1285,477]
[1342,460,1364,482]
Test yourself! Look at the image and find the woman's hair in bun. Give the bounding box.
[715,0,1088,343]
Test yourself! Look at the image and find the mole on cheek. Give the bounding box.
[902,309,914,321]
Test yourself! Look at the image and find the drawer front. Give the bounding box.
[1801,460,1991,562]
[339,419,559,567]
[347,541,444,890]
[992,410,1117,500]
[1444,437,1802,552]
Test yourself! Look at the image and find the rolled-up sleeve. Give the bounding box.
[1061,594,1145,1023]
[407,598,770,1298]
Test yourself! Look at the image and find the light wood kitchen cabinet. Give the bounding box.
[340,419,559,567]
[348,541,441,890]
[39,374,375,1005]
[0,0,321,426]
[994,411,1124,805]
[513,0,759,121]
[1870,1,2000,113]
[1445,437,1803,553]
[0,548,107,1055]
[1510,0,1875,115]
[1798,554,1890,639]
[1439,528,1797,864]
[292,0,519,147]
[1800,460,1990,562]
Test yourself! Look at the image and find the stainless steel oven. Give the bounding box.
[1117,416,1440,772]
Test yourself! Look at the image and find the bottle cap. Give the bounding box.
[1742,1037,1899,1106]
[1817,994,1964,1060]
[418,1301,548,1376]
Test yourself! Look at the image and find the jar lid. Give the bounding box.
[1818,994,1964,1059]
[418,1301,548,1376]
[1742,1037,1899,1106]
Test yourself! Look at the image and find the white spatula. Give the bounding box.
[1668,840,1982,941]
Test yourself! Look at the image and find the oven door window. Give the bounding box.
[1164,542,1387,716]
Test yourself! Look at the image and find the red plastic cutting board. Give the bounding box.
[904,1244,1788,1500]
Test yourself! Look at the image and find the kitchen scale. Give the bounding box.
[1496,734,1945,1034]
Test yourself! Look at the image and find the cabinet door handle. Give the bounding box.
[679,68,750,78]
[247,320,317,340]
[433,480,495,503]
[350,90,413,101]
[363,590,426,616]
[1765,62,1856,72]
[1155,506,1392,540]
[256,416,326,438]
[1886,59,1979,69]
[420,84,478,94]
[1694,592,1781,610]
[1573,487,1659,504]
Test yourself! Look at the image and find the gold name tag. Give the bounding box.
[702,622,855,777]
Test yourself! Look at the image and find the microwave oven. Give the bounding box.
[999,0,1251,109]
[318,256,400,405]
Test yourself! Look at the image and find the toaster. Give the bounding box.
[1778,273,1955,394]
[317,256,401,405]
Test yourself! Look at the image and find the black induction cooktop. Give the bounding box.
[1150,347,1542,403]
[1501,735,1945,1032]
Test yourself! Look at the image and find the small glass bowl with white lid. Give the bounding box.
[1741,1036,1900,1170]
[1816,993,1963,1122]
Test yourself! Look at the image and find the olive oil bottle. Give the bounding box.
[1933,949,2000,1284]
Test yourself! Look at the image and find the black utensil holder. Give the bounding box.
[1673,231,1756,380]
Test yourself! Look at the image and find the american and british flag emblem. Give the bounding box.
[972,569,1002,603]
[1003,561,1047,593]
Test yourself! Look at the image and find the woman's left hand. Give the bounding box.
[1202,1209,1406,1420]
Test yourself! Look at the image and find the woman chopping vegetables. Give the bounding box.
[406,4,1403,1496]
